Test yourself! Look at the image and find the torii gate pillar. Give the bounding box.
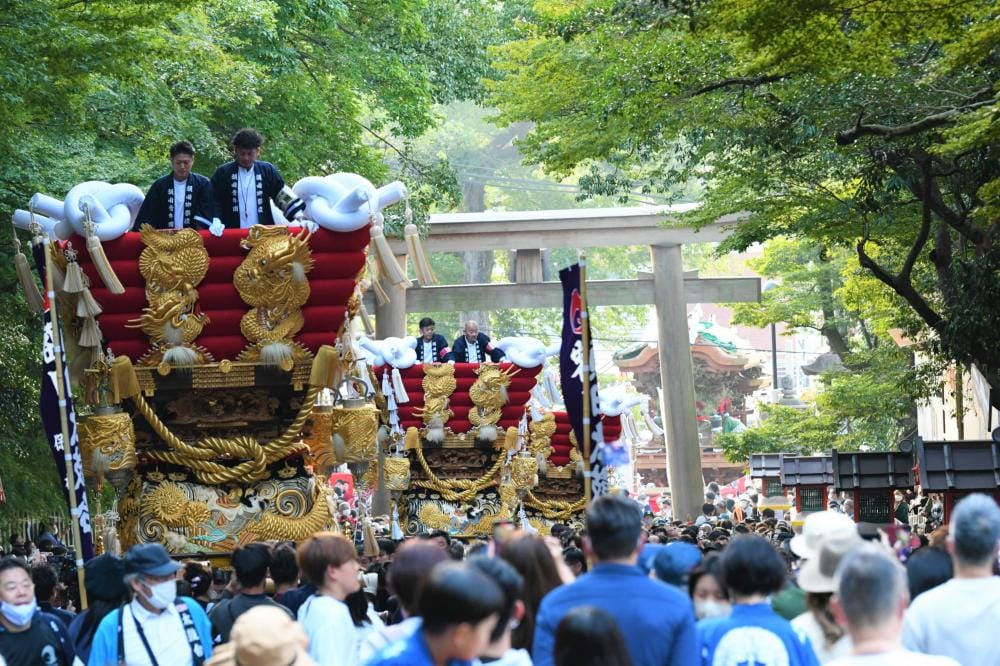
[651,244,704,522]
[375,256,408,339]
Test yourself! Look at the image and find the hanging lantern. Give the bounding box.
[77,407,137,490]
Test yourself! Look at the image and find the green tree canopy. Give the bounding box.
[489,0,1000,401]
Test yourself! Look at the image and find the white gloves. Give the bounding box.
[209,218,225,237]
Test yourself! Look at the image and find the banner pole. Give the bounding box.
[580,254,592,505]
[43,241,89,609]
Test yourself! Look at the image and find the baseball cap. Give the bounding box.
[124,543,181,577]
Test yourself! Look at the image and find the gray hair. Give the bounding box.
[950,494,1000,567]
[835,544,907,630]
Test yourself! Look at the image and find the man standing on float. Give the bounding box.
[211,128,288,228]
[414,317,454,364]
[133,140,220,234]
[452,320,505,363]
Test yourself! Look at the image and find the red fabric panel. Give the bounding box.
[72,227,366,361]
[603,415,622,441]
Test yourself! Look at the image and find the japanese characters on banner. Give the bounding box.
[559,263,607,498]
[40,310,95,560]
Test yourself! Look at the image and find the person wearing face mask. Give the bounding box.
[687,555,731,622]
[87,543,213,666]
[0,556,76,666]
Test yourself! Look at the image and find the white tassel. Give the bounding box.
[391,504,404,540]
[536,451,548,476]
[478,424,498,443]
[519,506,536,533]
[529,400,545,422]
[79,316,102,347]
[532,385,552,410]
[543,368,562,406]
[381,369,392,397]
[403,222,437,286]
[391,368,409,404]
[76,287,103,318]
[370,225,411,289]
[163,346,198,367]
[387,392,398,412]
[641,400,664,436]
[260,341,293,367]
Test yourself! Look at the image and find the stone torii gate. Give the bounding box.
[372,206,758,521]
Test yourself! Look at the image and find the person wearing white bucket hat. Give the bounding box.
[792,532,861,662]
[790,511,857,561]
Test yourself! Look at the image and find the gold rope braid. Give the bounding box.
[410,446,505,503]
[523,491,586,520]
[133,386,318,485]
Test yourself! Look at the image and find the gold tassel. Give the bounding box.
[504,426,520,452]
[79,316,102,347]
[358,299,375,336]
[14,237,44,314]
[403,223,437,286]
[309,345,343,389]
[110,356,141,403]
[76,287,103,318]
[367,258,390,306]
[369,225,411,289]
[362,518,380,558]
[48,249,65,293]
[404,427,421,451]
[62,244,85,294]
[85,232,125,295]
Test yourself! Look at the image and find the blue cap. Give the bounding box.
[653,542,702,586]
[124,543,181,577]
[637,543,666,574]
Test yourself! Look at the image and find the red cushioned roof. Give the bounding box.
[71,226,368,362]
[380,363,621,466]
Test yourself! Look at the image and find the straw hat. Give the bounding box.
[797,530,862,593]
[789,510,856,560]
[206,606,316,666]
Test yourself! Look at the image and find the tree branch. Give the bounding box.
[688,74,786,97]
[856,237,943,331]
[836,92,995,145]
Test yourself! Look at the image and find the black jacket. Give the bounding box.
[415,333,454,363]
[210,160,285,228]
[452,333,504,363]
[133,173,216,231]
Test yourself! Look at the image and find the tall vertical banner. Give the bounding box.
[559,263,606,499]
[40,306,95,560]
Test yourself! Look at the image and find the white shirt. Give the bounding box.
[172,179,187,229]
[122,598,193,666]
[827,649,958,666]
[422,340,434,364]
[902,576,1000,666]
[237,166,259,228]
[298,594,358,666]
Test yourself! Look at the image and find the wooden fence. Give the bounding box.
[0,511,75,552]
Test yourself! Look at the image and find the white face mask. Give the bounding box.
[694,599,731,620]
[1,599,37,626]
[142,579,177,610]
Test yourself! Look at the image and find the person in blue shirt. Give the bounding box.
[368,561,505,666]
[698,534,819,666]
[87,543,213,666]
[533,494,698,666]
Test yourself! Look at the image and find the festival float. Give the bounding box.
[11,173,648,559]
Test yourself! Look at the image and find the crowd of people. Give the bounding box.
[1,488,998,666]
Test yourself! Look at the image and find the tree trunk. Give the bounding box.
[458,180,494,333]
